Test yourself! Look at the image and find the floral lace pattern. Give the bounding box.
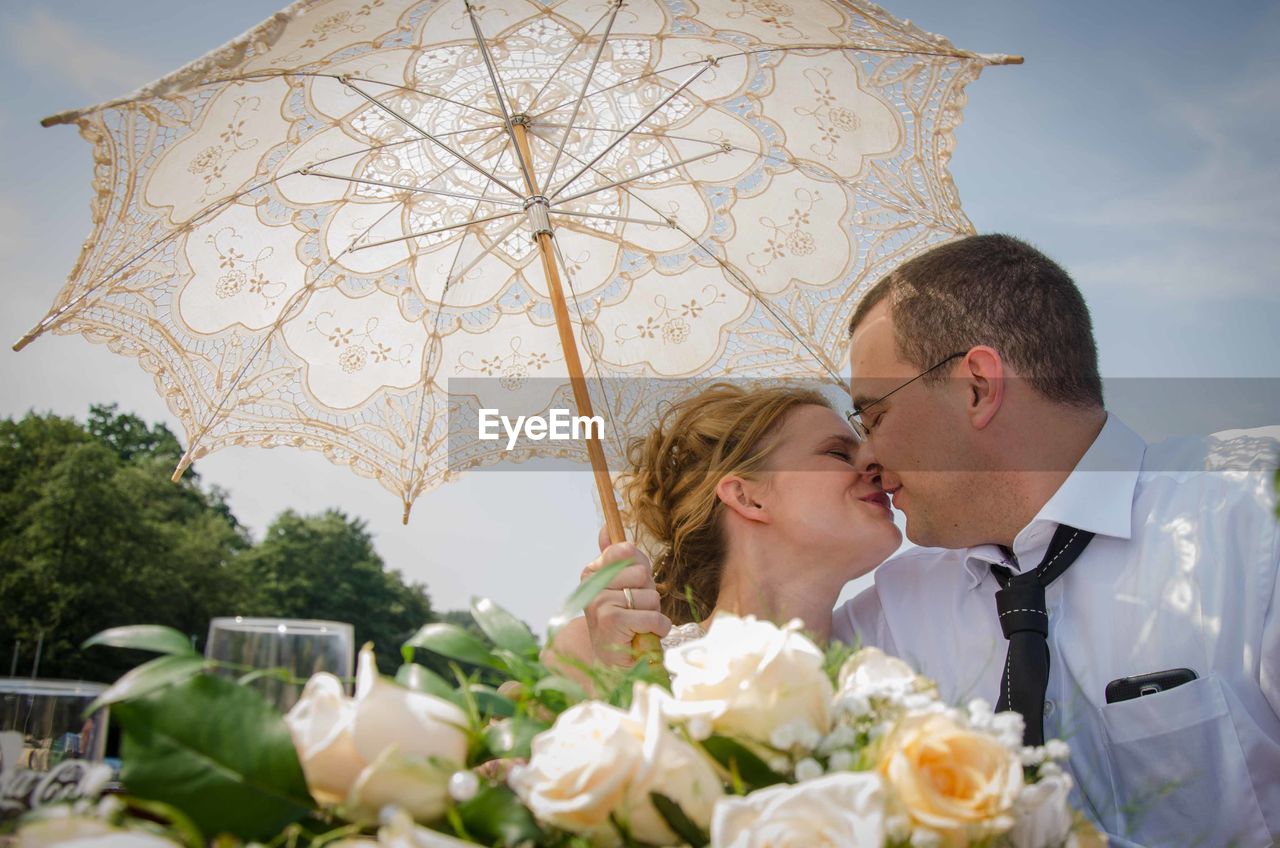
[31,0,1005,513]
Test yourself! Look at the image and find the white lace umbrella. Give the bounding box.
[18,0,1017,528]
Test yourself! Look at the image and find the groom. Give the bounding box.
[833,234,1278,847]
[575,234,1278,847]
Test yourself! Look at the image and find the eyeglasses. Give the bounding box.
[846,352,966,441]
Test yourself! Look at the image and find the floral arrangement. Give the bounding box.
[10,566,1103,848]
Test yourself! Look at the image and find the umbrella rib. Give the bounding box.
[351,210,521,252]
[524,5,615,118]
[542,0,625,195]
[531,43,989,120]
[463,1,538,195]
[12,129,515,351]
[174,201,409,478]
[549,209,673,228]
[548,143,844,383]
[547,61,713,201]
[221,71,507,121]
[405,144,516,516]
[341,77,525,199]
[302,170,522,206]
[552,146,732,205]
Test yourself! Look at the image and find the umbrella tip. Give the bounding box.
[981,53,1025,65]
[12,327,41,352]
[402,501,413,524]
[171,454,193,483]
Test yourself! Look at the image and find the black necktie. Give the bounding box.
[990,523,1094,746]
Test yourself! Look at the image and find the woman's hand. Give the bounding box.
[579,528,671,666]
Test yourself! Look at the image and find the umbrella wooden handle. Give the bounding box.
[512,122,660,666]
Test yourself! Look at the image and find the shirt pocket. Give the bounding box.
[1100,674,1268,847]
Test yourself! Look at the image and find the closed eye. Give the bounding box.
[826,448,853,462]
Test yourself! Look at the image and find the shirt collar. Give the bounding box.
[963,413,1147,589]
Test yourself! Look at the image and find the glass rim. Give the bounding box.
[207,617,354,635]
[0,678,108,696]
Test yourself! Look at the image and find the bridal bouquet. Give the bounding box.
[11,566,1103,848]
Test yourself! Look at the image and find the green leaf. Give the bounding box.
[88,654,207,714]
[395,662,465,708]
[402,623,501,670]
[555,559,631,623]
[456,785,542,847]
[83,624,197,657]
[469,684,516,718]
[471,597,538,656]
[650,792,710,847]
[700,736,788,788]
[483,717,548,760]
[532,675,587,704]
[113,673,314,841]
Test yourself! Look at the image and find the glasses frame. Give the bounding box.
[846,351,967,440]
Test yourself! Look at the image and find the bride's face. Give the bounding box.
[751,404,902,579]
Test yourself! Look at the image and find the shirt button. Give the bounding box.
[1043,699,1056,718]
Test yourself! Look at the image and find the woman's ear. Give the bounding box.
[715,475,771,525]
[960,346,1005,430]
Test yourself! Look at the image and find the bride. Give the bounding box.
[550,382,899,668]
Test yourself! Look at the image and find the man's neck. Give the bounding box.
[986,407,1108,547]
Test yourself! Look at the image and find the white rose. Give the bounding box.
[1007,770,1075,848]
[284,645,469,821]
[711,772,889,848]
[16,809,182,848]
[284,671,365,803]
[836,647,937,706]
[663,615,832,745]
[512,685,723,846]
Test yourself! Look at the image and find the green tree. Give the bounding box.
[235,510,434,674]
[0,408,249,682]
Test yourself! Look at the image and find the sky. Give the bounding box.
[1,1,1277,630]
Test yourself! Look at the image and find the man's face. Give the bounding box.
[848,300,976,547]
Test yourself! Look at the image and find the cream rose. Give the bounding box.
[663,615,832,746]
[511,685,723,846]
[710,772,889,848]
[878,712,1023,847]
[284,645,469,822]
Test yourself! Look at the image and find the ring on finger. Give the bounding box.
[622,587,635,610]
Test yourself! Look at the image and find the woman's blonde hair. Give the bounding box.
[618,383,832,624]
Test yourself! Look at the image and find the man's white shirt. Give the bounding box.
[833,415,1280,847]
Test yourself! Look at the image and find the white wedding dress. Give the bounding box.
[660,621,706,650]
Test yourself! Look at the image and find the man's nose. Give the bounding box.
[855,443,882,485]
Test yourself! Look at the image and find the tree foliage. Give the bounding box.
[0,406,439,682]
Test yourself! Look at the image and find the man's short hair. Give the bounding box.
[848,234,1104,408]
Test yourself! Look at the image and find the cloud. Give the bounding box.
[1057,64,1280,301]
[7,9,162,102]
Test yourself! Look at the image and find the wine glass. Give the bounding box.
[0,678,109,771]
[204,618,354,712]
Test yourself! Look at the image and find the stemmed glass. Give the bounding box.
[204,618,354,712]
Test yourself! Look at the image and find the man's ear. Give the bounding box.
[715,475,771,525]
[961,346,1005,430]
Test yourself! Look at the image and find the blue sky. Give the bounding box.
[1,1,1276,625]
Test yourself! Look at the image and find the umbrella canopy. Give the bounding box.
[19,0,1017,521]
